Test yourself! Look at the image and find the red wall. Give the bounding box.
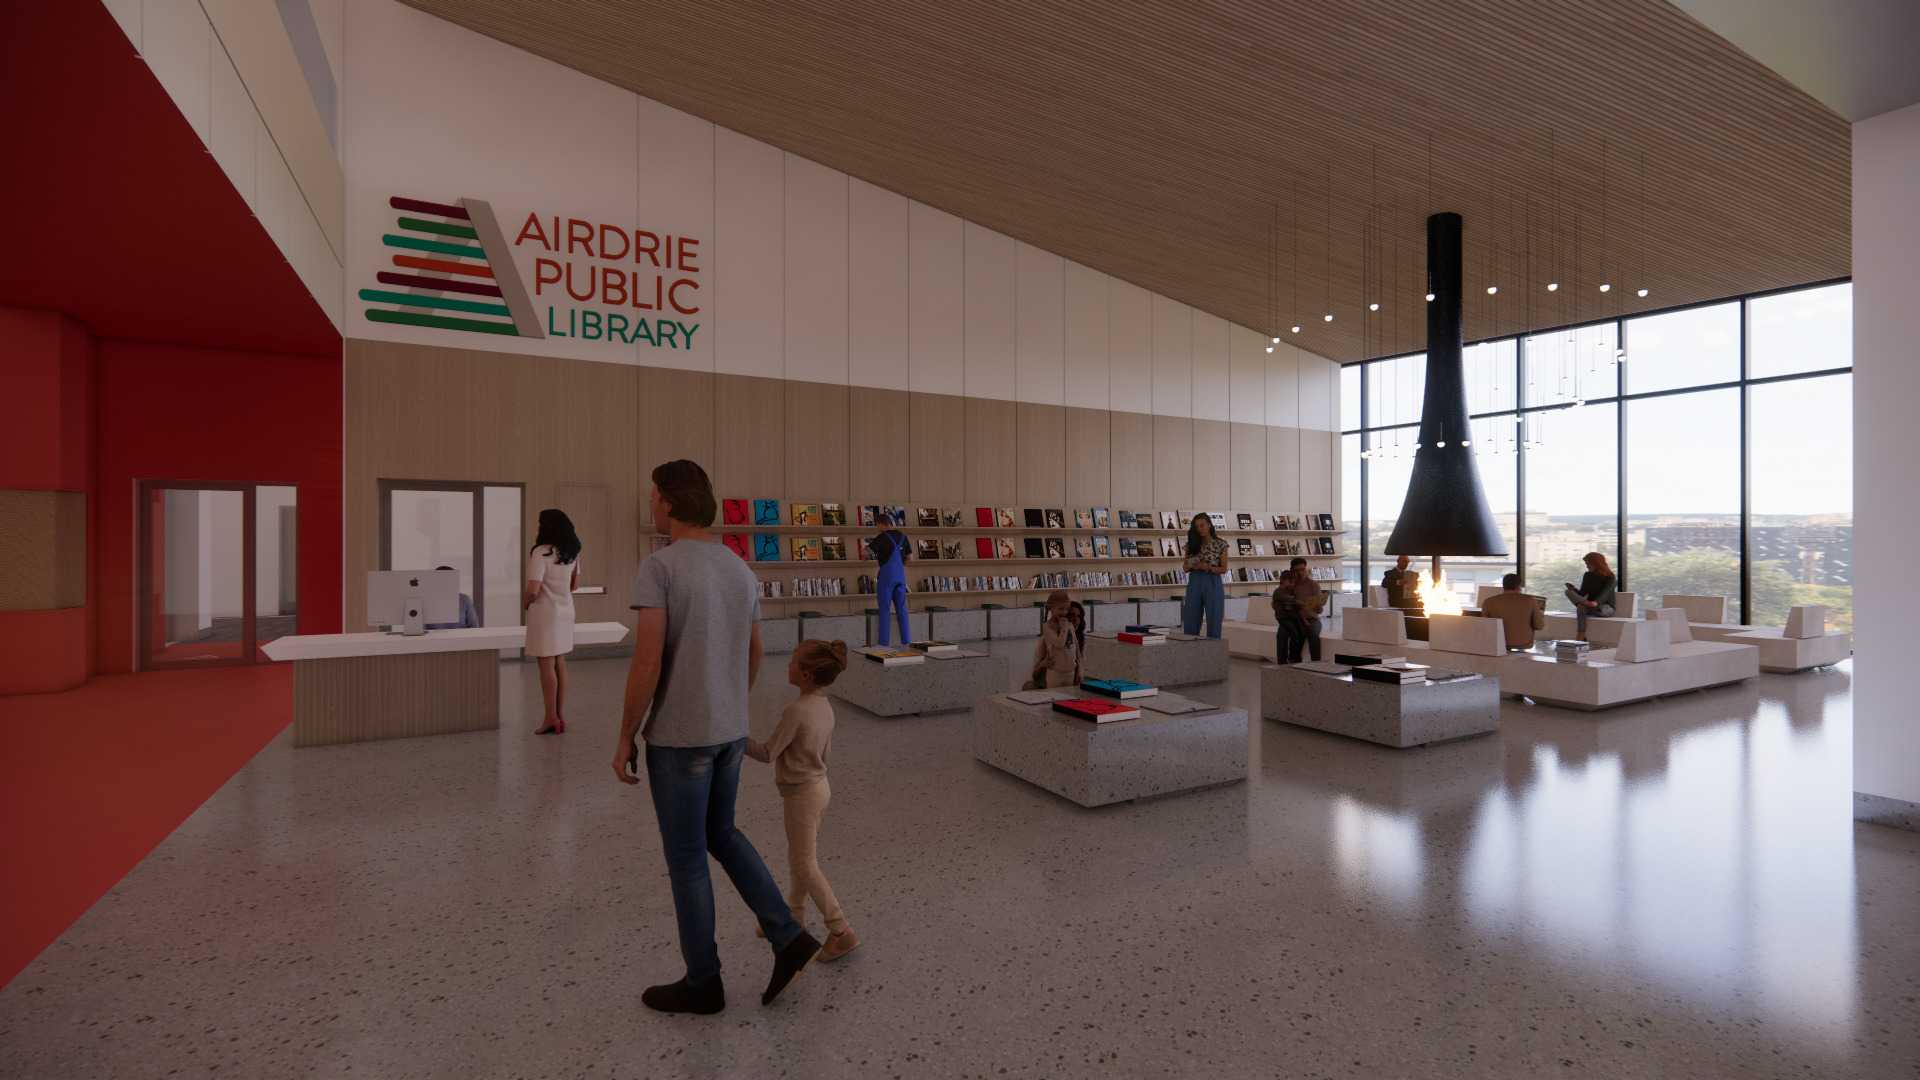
[93,344,341,674]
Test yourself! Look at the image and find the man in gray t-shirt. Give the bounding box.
[613,460,818,1015]
[631,540,761,747]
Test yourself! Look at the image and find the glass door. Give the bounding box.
[138,482,298,669]
[379,480,523,631]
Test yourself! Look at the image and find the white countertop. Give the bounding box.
[262,622,630,661]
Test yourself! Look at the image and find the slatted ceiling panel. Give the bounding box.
[401,0,1847,361]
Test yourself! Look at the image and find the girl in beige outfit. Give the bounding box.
[747,640,859,962]
[1032,590,1081,689]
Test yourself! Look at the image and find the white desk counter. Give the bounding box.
[267,623,630,746]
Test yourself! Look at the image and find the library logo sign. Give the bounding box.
[360,195,703,350]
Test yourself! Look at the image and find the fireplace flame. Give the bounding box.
[1417,569,1463,616]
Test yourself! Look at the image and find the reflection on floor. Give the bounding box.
[150,615,297,664]
[1,649,1914,1078]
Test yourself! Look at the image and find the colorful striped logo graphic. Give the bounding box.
[360,196,546,339]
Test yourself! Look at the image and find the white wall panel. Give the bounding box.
[782,154,849,384]
[1266,344,1300,429]
[1191,310,1230,421]
[635,96,714,370]
[1228,324,1267,425]
[963,222,1016,401]
[309,0,345,87]
[1298,348,1336,431]
[143,0,211,143]
[208,49,255,208]
[1015,241,1065,405]
[1063,262,1110,411]
[908,201,965,395]
[104,0,142,47]
[254,133,298,265]
[713,128,784,377]
[848,178,909,390]
[1151,294,1191,417]
[1108,278,1153,414]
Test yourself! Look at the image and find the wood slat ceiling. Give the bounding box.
[399,0,1850,362]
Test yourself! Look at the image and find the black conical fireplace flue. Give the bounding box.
[1383,212,1507,562]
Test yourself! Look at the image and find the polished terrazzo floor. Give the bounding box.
[2,647,1916,1078]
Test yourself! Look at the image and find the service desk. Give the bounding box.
[263,623,631,747]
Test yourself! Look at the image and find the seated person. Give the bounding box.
[424,565,480,630]
[1382,555,1418,608]
[1562,551,1618,641]
[1480,573,1545,650]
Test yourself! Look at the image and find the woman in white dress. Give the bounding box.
[525,508,581,734]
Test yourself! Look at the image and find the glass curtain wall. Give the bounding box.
[1341,280,1851,628]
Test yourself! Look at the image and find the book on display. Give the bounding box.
[1074,509,1094,529]
[1081,678,1157,699]
[883,505,909,527]
[1045,538,1066,559]
[722,499,750,526]
[941,541,964,560]
[1138,694,1213,715]
[1159,510,1181,530]
[1236,512,1256,530]
[917,507,941,527]
[790,537,822,561]
[860,647,926,666]
[1023,508,1047,527]
[820,536,848,561]
[1207,511,1227,528]
[1236,538,1255,556]
[1133,511,1157,529]
[1051,698,1141,723]
[722,533,750,560]
[821,503,847,526]
[752,534,781,561]
[1351,662,1429,685]
[941,508,964,527]
[1117,510,1137,529]
[1024,538,1046,559]
[1270,513,1288,531]
[753,499,782,526]
[996,507,1018,528]
[997,538,1020,559]
[790,502,821,527]
[1093,536,1112,558]
[1333,652,1403,666]
[1422,668,1475,683]
[1122,624,1159,634]
[1157,538,1178,557]
[975,506,995,527]
[859,505,880,527]
[1091,507,1111,528]
[908,640,962,656]
[1044,509,1066,528]
[1073,537,1093,558]
[915,539,942,559]
[1117,631,1168,646]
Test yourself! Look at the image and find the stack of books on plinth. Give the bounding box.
[1552,640,1590,664]
[1080,678,1157,699]
[908,640,961,657]
[860,647,926,666]
[1118,625,1168,646]
[1350,661,1430,685]
[1051,698,1142,723]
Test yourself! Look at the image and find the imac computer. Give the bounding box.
[367,569,460,635]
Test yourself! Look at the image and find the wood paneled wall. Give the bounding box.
[343,338,1339,627]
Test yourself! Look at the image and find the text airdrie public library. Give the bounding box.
[515,213,702,349]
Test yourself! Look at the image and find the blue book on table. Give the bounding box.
[1081,677,1157,699]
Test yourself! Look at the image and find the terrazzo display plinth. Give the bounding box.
[758,617,798,654]
[972,694,1248,807]
[829,652,1010,717]
[1261,664,1499,748]
[1082,634,1231,687]
[927,607,988,643]
[799,613,868,647]
[986,606,1041,639]
[1136,600,1182,626]
[1086,601,1140,632]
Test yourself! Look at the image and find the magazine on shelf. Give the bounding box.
[913,506,937,527]
[859,505,879,527]
[1236,512,1256,530]
[1133,511,1157,529]
[1022,508,1046,528]
[722,498,750,526]
[941,541,964,560]
[789,502,821,527]
[1160,538,1180,558]
[1045,538,1066,559]
[1024,538,1046,559]
[975,506,995,528]
[1051,698,1141,723]
[1207,511,1227,529]
[883,505,909,527]
[1073,537,1093,558]
[821,502,846,526]
[941,508,964,527]
[1093,536,1112,558]
[1236,538,1255,556]
[752,534,781,561]
[1091,507,1111,528]
[753,499,782,526]
[996,507,1018,528]
[996,538,1020,559]
[975,537,995,559]
[1269,540,1287,556]
[820,536,847,561]
[1270,513,1288,531]
[860,647,925,666]
[915,538,942,559]
[790,537,822,561]
[722,533,750,560]
[1073,509,1093,529]
[1117,510,1137,529]
[1044,509,1066,528]
[1159,510,1181,530]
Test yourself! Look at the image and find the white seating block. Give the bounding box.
[1661,594,1728,624]
[1343,606,1408,646]
[1475,583,1504,608]
[1367,585,1390,608]
[1429,613,1506,656]
[1784,605,1828,639]
[1645,607,1693,643]
[1613,591,1638,618]
[1614,619,1672,663]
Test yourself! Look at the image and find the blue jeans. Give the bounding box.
[1181,572,1225,638]
[645,739,803,985]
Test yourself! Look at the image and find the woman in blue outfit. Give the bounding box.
[868,526,912,645]
[1180,513,1230,638]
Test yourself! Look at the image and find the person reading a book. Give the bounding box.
[1278,557,1325,663]
[745,640,860,964]
[1482,573,1546,650]
[1563,552,1618,641]
[868,526,911,646]
[617,459,819,1015]
[1180,514,1230,638]
[1029,590,1081,689]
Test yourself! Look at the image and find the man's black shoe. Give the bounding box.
[761,931,820,1005]
[642,976,725,1015]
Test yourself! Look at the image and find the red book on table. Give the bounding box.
[1116,631,1167,645]
[1050,698,1142,723]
